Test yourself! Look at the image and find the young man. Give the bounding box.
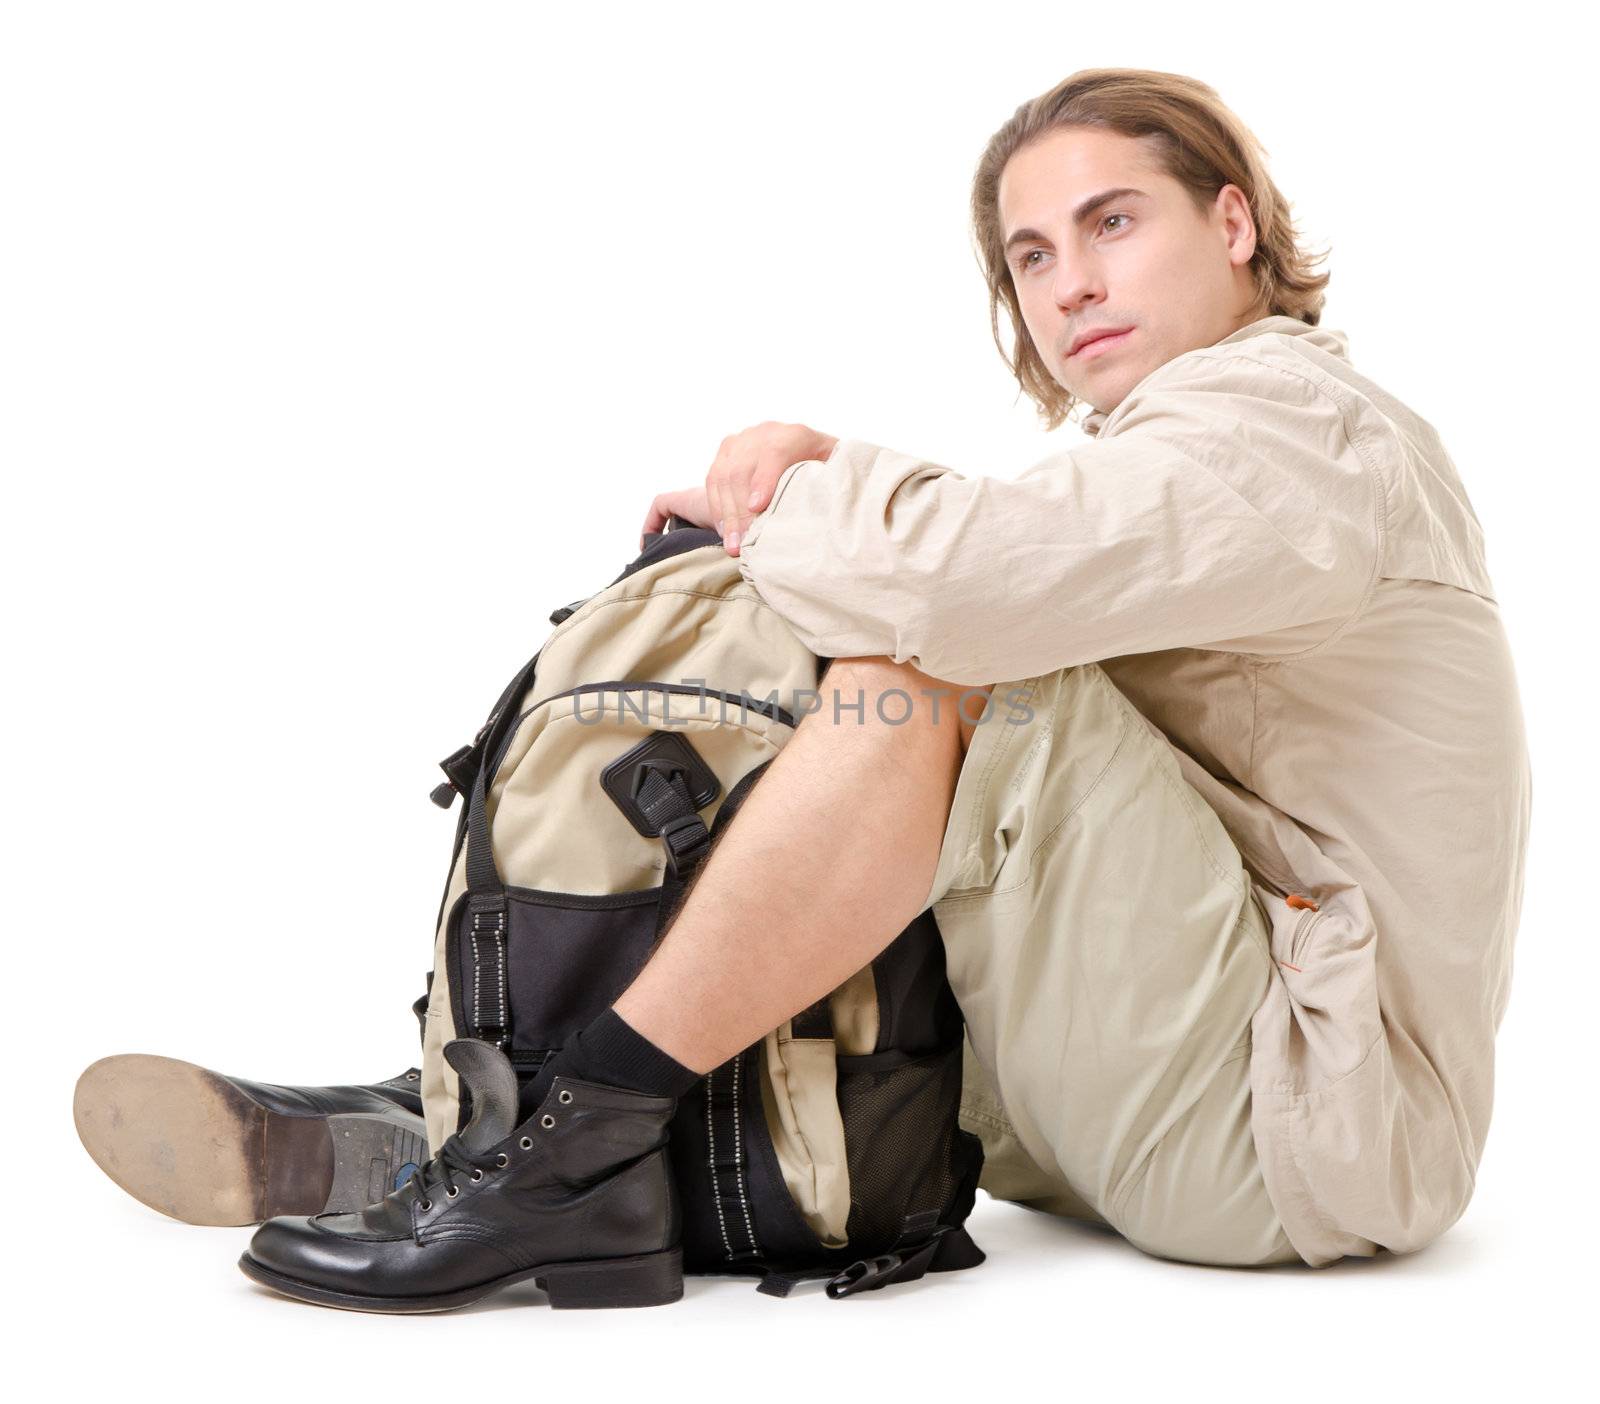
[77,68,1530,1303]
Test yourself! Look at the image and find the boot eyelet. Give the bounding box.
[540,1113,556,1129]
[405,1071,420,1081]
[418,1199,432,1212]
[558,1089,574,1104]
[495,1152,510,1167]
[519,1136,533,1150]
[469,1168,484,1183]
[446,1186,459,1199]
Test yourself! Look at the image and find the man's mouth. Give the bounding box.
[1068,328,1133,360]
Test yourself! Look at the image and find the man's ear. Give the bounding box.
[1218,184,1257,265]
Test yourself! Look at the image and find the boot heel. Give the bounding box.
[539,1247,684,1309]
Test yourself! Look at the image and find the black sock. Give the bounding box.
[516,1008,701,1121]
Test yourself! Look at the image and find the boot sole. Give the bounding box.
[74,1054,429,1226]
[237,1246,685,1312]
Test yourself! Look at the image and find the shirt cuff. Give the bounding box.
[736,437,864,575]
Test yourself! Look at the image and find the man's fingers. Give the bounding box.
[713,475,744,554]
[644,491,686,533]
[642,489,705,548]
[723,471,755,549]
[729,454,780,547]
[705,442,740,553]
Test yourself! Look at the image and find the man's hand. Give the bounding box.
[639,422,839,556]
[707,421,838,556]
[703,421,840,556]
[639,486,717,548]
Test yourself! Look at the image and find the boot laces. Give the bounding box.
[410,1133,500,1209]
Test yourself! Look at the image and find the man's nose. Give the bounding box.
[1051,257,1103,312]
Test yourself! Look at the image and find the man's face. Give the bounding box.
[998,125,1263,417]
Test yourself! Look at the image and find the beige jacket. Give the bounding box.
[734,314,1533,1266]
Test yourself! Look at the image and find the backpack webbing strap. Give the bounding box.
[705,1046,763,1265]
[465,896,509,1048]
[631,764,711,876]
[461,730,511,1046]
[753,1262,840,1297]
[411,977,431,1049]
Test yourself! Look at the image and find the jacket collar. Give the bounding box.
[1079,315,1350,437]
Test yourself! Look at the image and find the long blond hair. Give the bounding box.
[971,68,1331,430]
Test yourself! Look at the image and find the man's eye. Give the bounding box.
[1017,215,1128,272]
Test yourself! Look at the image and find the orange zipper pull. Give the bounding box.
[1286,892,1320,911]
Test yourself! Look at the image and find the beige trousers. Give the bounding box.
[924,663,1303,1267]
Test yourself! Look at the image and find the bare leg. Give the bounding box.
[614,657,990,1072]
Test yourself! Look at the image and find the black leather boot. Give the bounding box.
[74,1054,428,1226]
[238,1038,683,1313]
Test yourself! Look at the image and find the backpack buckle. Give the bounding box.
[825,1235,943,1299]
[657,811,711,878]
[600,732,721,846]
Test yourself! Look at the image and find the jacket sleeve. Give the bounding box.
[734,353,1383,685]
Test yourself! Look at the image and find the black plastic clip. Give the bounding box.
[824,1218,985,1299]
[599,732,720,838]
[430,743,479,808]
[825,1236,944,1299]
[658,809,711,870]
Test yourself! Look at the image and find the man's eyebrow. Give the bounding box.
[1003,187,1149,251]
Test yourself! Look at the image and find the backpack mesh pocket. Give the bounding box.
[835,1038,974,1251]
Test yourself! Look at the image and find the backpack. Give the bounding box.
[414,520,985,1298]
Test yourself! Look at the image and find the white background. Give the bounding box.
[5,1,1594,1397]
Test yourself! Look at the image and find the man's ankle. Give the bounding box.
[516,1008,700,1121]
